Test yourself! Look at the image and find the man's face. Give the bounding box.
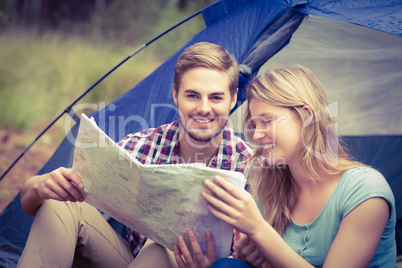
[173,67,237,145]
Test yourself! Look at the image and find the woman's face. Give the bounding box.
[247,98,303,166]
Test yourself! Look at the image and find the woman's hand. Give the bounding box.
[201,175,266,236]
[173,230,216,268]
[234,229,266,267]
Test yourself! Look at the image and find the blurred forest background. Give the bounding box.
[0,0,214,130]
[0,0,214,212]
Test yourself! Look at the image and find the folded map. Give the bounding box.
[72,114,246,258]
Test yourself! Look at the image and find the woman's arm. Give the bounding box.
[202,176,313,267]
[20,167,84,216]
[202,176,390,267]
[323,197,389,267]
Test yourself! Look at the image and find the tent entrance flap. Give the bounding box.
[241,9,305,73]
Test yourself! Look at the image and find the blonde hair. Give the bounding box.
[243,64,364,234]
[174,42,239,96]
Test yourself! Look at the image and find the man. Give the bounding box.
[18,42,252,268]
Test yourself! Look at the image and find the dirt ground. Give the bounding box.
[0,125,62,213]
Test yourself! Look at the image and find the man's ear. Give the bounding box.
[230,88,238,110]
[172,84,178,106]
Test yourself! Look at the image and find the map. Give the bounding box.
[72,114,246,258]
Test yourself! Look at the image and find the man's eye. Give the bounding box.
[187,94,198,99]
[212,96,223,100]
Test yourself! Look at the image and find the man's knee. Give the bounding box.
[35,200,83,227]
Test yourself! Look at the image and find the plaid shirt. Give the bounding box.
[117,119,253,257]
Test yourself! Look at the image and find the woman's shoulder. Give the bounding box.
[342,166,387,188]
[337,166,395,214]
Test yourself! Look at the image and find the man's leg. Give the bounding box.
[18,200,134,268]
[127,238,178,268]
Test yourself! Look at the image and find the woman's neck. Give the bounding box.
[288,159,345,192]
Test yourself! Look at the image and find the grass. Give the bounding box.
[0,23,206,132]
[0,32,162,131]
[0,0,211,134]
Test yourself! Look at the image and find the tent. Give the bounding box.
[1,0,401,266]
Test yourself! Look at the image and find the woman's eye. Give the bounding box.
[263,120,272,126]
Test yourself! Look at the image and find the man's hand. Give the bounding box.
[35,167,84,202]
[33,167,84,202]
[173,230,216,268]
[21,167,85,216]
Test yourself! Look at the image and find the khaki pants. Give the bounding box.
[17,200,178,268]
[18,200,134,268]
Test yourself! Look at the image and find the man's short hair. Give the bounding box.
[173,42,239,96]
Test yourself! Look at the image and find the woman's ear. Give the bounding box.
[303,105,314,124]
[303,105,313,116]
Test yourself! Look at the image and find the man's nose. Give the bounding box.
[197,98,212,114]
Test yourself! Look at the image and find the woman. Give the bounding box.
[193,64,396,267]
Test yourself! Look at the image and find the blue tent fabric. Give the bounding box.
[1,0,401,266]
[294,0,402,37]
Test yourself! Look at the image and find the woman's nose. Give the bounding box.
[253,128,266,140]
